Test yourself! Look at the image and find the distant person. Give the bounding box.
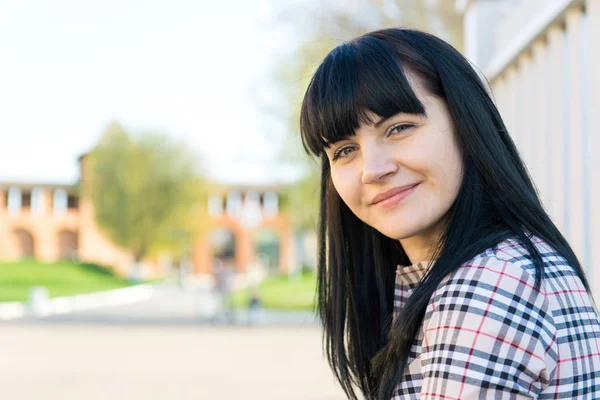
[127,264,142,284]
[247,286,262,326]
[299,28,600,399]
[214,256,235,323]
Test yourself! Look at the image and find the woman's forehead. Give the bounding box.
[301,43,432,156]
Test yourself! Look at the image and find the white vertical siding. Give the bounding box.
[506,66,517,138]
[473,0,599,298]
[514,54,526,158]
[532,40,547,203]
[586,0,600,295]
[548,26,566,233]
[565,7,586,263]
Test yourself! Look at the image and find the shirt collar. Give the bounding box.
[396,261,433,286]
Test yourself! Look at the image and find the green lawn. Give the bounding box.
[0,260,134,302]
[230,271,317,311]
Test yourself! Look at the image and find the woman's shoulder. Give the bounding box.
[457,235,570,281]
[425,235,558,332]
[431,234,587,310]
[486,235,564,266]
[433,235,561,302]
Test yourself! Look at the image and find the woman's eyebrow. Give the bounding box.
[373,112,426,128]
[325,139,343,148]
[323,135,352,147]
[374,115,394,128]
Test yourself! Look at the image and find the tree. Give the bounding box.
[275,0,464,230]
[86,122,206,271]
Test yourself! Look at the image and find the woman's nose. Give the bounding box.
[361,151,398,184]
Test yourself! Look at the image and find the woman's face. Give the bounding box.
[325,82,463,261]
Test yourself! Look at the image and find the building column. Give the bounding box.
[585,0,600,299]
[236,227,253,274]
[505,65,517,139]
[36,226,57,263]
[565,7,586,266]
[516,53,532,164]
[463,0,506,69]
[192,234,212,275]
[43,189,53,213]
[491,75,505,118]
[532,40,546,202]
[279,227,296,275]
[0,190,11,259]
[548,25,566,234]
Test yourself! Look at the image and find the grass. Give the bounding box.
[230,270,317,311]
[0,259,135,302]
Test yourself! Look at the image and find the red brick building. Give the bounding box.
[0,155,295,279]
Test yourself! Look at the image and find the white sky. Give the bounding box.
[0,0,306,185]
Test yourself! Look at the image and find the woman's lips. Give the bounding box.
[372,183,420,208]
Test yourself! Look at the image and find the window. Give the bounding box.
[53,189,68,216]
[67,194,78,209]
[31,188,45,214]
[21,191,31,209]
[263,192,278,218]
[7,187,21,216]
[226,191,242,218]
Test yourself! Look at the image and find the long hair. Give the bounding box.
[299,28,592,400]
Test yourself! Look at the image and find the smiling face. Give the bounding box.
[324,82,463,264]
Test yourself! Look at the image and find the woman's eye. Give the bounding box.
[388,124,414,135]
[333,146,356,160]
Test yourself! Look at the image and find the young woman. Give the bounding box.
[300,28,600,399]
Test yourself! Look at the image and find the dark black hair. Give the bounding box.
[299,28,591,400]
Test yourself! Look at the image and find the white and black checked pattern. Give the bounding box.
[392,236,600,399]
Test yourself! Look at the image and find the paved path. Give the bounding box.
[0,283,345,399]
[0,323,345,399]
[22,284,319,326]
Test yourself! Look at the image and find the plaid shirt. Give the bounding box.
[392,236,600,399]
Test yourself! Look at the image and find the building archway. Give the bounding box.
[13,229,34,259]
[209,228,236,266]
[208,228,238,293]
[58,230,78,260]
[253,228,281,275]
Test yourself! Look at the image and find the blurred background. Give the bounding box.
[1,0,598,398]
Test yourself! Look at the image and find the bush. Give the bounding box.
[230,271,317,311]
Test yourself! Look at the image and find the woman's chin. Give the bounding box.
[376,226,418,241]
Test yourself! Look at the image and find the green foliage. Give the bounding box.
[284,163,321,230]
[0,260,133,302]
[86,123,206,261]
[230,270,317,311]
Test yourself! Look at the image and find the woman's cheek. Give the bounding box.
[332,170,355,205]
